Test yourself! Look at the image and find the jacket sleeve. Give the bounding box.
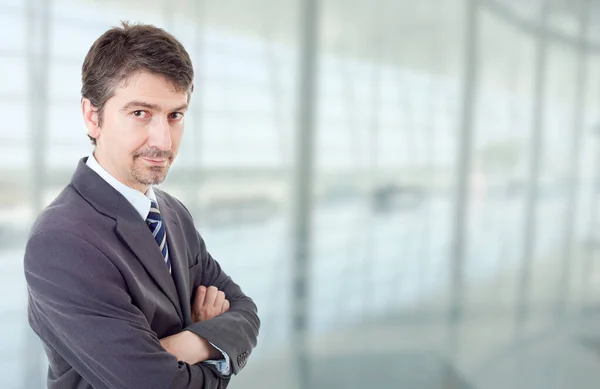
[183,230,260,375]
[25,229,228,389]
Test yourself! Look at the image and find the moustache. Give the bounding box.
[133,148,173,160]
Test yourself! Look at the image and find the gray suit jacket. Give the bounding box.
[24,157,260,389]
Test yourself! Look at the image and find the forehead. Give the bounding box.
[112,72,188,108]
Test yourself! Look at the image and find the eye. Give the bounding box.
[169,112,184,121]
[132,110,149,119]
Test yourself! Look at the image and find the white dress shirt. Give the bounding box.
[85,154,231,376]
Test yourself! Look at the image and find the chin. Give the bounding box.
[146,169,169,185]
[132,165,170,187]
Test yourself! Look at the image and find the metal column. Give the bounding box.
[290,0,319,388]
[448,0,479,353]
[557,0,589,318]
[23,0,51,387]
[515,0,549,333]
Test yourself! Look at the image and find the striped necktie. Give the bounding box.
[145,199,171,273]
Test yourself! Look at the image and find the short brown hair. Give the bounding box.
[81,21,194,145]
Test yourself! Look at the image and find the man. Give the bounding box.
[23,22,260,389]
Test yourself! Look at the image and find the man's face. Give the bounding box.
[84,71,189,192]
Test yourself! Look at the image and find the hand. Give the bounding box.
[192,285,230,323]
[160,330,218,365]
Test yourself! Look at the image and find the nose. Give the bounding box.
[147,117,172,151]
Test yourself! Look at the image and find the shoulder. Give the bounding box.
[25,184,114,272]
[28,184,102,239]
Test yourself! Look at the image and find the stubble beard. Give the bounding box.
[131,148,174,186]
[131,161,170,186]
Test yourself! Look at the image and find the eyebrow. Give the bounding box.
[120,101,189,113]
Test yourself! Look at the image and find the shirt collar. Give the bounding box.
[86,153,156,220]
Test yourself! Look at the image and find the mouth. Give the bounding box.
[141,157,168,166]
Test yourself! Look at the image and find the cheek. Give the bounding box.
[115,119,149,153]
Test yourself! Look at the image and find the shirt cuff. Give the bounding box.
[202,342,231,376]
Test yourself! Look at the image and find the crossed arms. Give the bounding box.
[25,229,260,389]
[160,285,231,364]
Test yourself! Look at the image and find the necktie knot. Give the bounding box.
[146,200,162,224]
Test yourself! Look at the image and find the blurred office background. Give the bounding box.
[2,0,600,388]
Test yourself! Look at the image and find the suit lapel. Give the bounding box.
[156,196,193,326]
[115,212,184,324]
[71,157,186,325]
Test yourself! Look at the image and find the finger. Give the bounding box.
[194,285,207,307]
[204,286,219,306]
[214,291,225,308]
[222,299,230,313]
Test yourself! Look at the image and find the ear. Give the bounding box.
[82,98,100,141]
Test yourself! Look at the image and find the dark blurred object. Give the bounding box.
[371,183,425,212]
